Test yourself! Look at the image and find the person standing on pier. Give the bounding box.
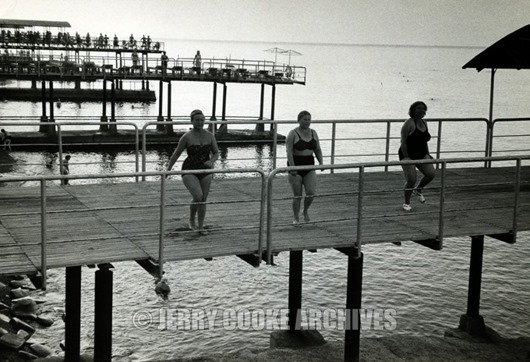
[131,49,139,73]
[1,129,12,151]
[398,101,435,211]
[167,109,219,235]
[61,155,71,185]
[160,51,169,76]
[286,110,324,224]
[193,50,202,73]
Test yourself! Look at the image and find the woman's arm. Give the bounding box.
[204,133,219,168]
[167,133,188,171]
[313,130,324,166]
[400,119,414,159]
[286,130,296,173]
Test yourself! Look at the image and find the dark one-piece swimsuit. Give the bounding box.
[398,122,431,160]
[288,129,318,177]
[182,144,212,180]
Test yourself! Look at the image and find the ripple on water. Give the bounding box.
[31,232,530,360]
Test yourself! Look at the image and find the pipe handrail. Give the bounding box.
[265,154,529,264]
[1,167,267,287]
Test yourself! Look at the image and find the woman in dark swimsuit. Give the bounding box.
[286,110,324,224]
[167,109,219,234]
[398,101,435,211]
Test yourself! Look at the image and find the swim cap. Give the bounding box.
[190,109,204,120]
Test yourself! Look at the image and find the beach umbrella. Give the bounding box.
[280,49,302,65]
[463,23,530,157]
[264,47,287,63]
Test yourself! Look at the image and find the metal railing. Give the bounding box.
[0,167,266,289]
[2,117,530,178]
[0,53,307,84]
[266,155,529,264]
[0,121,140,180]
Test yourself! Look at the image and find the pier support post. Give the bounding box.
[65,266,82,362]
[100,80,109,132]
[94,264,113,362]
[39,81,48,133]
[47,81,56,135]
[344,251,363,362]
[109,82,117,134]
[166,81,174,134]
[270,250,326,349]
[157,80,165,131]
[211,82,218,132]
[219,83,227,133]
[75,80,81,89]
[270,84,276,131]
[459,235,486,336]
[288,250,303,332]
[256,83,265,132]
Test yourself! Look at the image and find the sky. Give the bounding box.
[1,0,530,47]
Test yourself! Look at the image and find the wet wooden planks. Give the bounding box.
[0,166,529,276]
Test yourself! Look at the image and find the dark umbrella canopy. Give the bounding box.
[463,24,530,71]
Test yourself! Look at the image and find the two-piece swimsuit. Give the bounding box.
[288,129,318,177]
[398,121,431,160]
[182,144,212,180]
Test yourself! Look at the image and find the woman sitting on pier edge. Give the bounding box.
[286,110,324,224]
[398,101,435,212]
[167,109,219,235]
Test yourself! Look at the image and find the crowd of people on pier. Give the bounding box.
[0,29,162,51]
[163,101,434,236]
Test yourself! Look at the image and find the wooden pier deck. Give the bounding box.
[1,166,529,276]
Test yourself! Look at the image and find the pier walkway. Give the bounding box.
[1,160,529,277]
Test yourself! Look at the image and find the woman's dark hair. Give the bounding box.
[297,110,311,122]
[408,101,427,117]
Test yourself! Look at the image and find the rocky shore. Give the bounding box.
[0,276,60,361]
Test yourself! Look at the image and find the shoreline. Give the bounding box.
[28,334,530,362]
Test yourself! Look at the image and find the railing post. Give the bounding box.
[257,171,266,263]
[436,120,443,169]
[40,179,48,290]
[142,124,148,181]
[272,122,278,169]
[438,161,446,249]
[512,158,521,238]
[266,171,276,264]
[486,121,494,168]
[57,125,64,173]
[355,166,364,259]
[384,121,390,172]
[331,122,336,174]
[158,173,166,279]
[134,127,139,182]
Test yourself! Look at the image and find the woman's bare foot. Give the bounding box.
[188,219,196,230]
[303,212,310,222]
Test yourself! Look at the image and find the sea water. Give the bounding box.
[1,40,530,361]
